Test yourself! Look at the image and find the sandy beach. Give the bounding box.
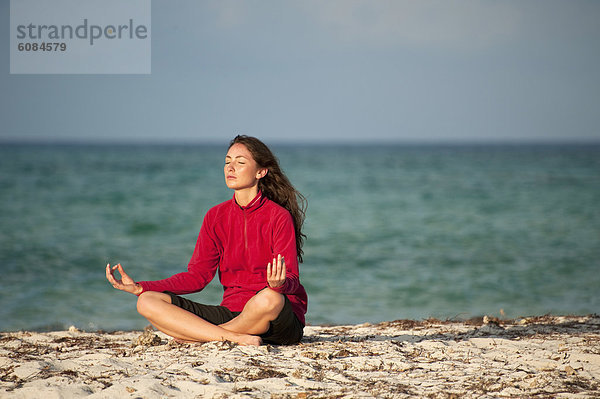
[1,315,599,398]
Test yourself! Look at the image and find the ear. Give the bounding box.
[256,168,268,179]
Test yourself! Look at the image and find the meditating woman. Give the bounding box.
[106,135,308,346]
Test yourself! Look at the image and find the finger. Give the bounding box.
[106,272,118,287]
[107,264,124,287]
[267,262,272,278]
[276,254,284,280]
[271,257,278,275]
[279,256,285,281]
[106,264,115,280]
[117,263,126,277]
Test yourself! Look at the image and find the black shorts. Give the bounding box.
[164,291,304,345]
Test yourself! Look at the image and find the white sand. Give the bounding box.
[1,315,599,398]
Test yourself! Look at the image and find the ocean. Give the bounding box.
[1,143,599,331]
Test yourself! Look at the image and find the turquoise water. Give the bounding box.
[1,143,599,331]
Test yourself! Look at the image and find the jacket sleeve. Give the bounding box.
[137,213,220,295]
[268,210,302,295]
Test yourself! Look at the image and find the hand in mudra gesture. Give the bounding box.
[106,263,143,295]
[267,254,286,288]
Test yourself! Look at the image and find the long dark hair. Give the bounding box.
[228,135,307,263]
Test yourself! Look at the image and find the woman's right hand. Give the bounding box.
[106,263,143,295]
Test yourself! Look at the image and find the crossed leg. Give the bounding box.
[136,288,285,346]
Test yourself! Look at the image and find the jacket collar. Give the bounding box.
[232,190,266,213]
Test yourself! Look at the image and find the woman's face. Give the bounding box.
[224,143,266,191]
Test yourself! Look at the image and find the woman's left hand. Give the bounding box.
[267,254,286,288]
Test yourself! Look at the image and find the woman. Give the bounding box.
[106,135,308,346]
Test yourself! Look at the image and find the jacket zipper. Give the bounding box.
[243,210,248,252]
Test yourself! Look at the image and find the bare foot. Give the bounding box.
[234,334,262,346]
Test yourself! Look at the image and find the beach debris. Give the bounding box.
[482,315,501,326]
[67,326,81,334]
[132,330,162,347]
[1,316,599,398]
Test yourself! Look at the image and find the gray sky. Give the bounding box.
[2,0,600,144]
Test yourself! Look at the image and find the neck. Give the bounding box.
[234,187,259,207]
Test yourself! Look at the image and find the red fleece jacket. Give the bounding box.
[138,192,308,325]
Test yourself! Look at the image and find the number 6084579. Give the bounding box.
[17,42,66,51]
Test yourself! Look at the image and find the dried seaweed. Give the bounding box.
[1,315,599,398]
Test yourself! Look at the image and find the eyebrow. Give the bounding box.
[225,155,248,160]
